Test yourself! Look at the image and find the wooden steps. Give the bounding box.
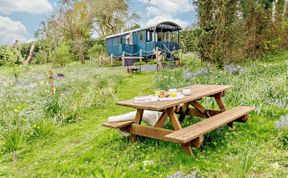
[103,121,134,129]
[165,106,255,144]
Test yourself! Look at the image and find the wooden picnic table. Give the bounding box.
[103,84,255,156]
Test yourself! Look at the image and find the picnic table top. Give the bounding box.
[117,84,234,111]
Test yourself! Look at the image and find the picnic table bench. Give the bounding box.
[103,84,255,155]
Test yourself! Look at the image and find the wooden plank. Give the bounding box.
[165,106,255,144]
[154,112,168,128]
[103,121,134,129]
[214,93,226,112]
[168,109,194,156]
[190,100,206,114]
[181,143,194,156]
[129,124,173,140]
[168,111,182,130]
[190,135,204,148]
[186,108,207,118]
[130,109,144,143]
[206,110,222,116]
[214,93,233,127]
[185,109,222,118]
[236,115,249,123]
[117,85,234,111]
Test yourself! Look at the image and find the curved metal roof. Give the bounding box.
[106,21,182,39]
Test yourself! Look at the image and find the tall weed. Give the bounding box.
[2,128,26,153]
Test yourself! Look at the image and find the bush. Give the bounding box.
[29,119,54,139]
[44,94,62,119]
[50,43,73,67]
[88,44,105,60]
[0,47,24,66]
[34,50,49,64]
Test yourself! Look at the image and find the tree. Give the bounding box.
[87,0,140,37]
[59,1,92,64]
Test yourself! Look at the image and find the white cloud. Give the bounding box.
[144,0,194,17]
[147,16,189,28]
[0,16,28,44]
[139,0,194,28]
[0,0,53,14]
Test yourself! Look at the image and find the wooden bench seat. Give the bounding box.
[103,120,134,129]
[165,106,255,144]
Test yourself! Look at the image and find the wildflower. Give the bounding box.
[275,114,288,129]
[0,89,5,95]
[224,64,245,74]
[182,70,194,81]
[143,160,154,167]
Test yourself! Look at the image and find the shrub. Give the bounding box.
[0,47,23,66]
[147,59,157,64]
[44,94,62,119]
[88,43,105,61]
[29,119,54,139]
[3,128,26,153]
[34,50,49,64]
[50,43,73,67]
[278,128,288,148]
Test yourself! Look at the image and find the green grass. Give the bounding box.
[0,54,287,177]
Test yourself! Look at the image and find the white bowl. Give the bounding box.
[183,89,191,96]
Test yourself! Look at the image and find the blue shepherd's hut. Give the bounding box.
[106,21,182,64]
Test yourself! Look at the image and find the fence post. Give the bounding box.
[110,54,113,65]
[140,49,143,63]
[122,51,125,67]
[156,47,159,71]
[180,49,183,65]
[48,70,55,95]
[140,49,142,72]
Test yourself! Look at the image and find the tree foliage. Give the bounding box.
[87,0,139,37]
[195,0,288,67]
[35,0,138,64]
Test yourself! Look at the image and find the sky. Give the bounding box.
[0,0,197,45]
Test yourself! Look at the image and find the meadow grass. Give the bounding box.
[0,54,287,177]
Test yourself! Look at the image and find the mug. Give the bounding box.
[183,89,191,96]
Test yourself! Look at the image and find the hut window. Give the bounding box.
[120,37,123,44]
[126,33,133,44]
[147,31,152,42]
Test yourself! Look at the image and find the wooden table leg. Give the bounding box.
[214,92,233,127]
[154,112,168,128]
[190,100,210,118]
[168,108,194,156]
[130,109,144,143]
[179,103,189,123]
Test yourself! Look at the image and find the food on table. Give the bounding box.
[159,90,168,98]
[170,92,177,97]
[154,90,160,95]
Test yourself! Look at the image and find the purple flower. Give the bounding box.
[0,89,5,94]
[224,64,245,74]
[275,114,288,129]
[182,70,194,81]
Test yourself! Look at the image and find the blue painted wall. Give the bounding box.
[106,29,180,58]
